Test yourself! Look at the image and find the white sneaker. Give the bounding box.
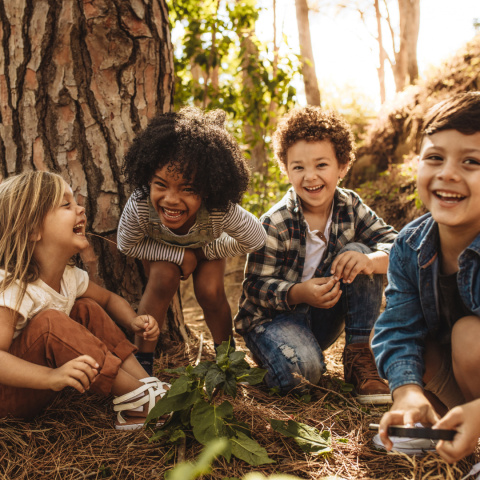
[372,424,437,455]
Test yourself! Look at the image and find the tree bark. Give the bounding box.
[374,0,386,103]
[386,0,420,91]
[405,0,420,83]
[295,0,321,106]
[0,0,189,344]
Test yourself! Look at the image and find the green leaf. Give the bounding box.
[229,351,246,364]
[192,361,214,378]
[168,429,186,444]
[216,353,229,368]
[168,375,191,397]
[148,430,168,443]
[145,388,202,423]
[164,438,230,480]
[216,339,235,357]
[229,360,250,375]
[296,394,312,404]
[269,419,332,455]
[229,431,275,466]
[226,418,252,438]
[337,438,349,444]
[223,371,237,398]
[268,386,281,396]
[163,367,187,375]
[191,399,233,445]
[236,368,266,386]
[204,364,226,398]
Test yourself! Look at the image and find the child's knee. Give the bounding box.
[70,297,103,317]
[452,316,480,370]
[337,242,373,256]
[195,282,227,309]
[264,343,325,394]
[148,261,181,291]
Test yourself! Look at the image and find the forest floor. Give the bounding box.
[1,257,477,480]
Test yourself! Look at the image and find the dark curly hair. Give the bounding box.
[122,106,251,211]
[272,106,356,173]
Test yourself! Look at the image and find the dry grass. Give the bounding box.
[0,335,477,480]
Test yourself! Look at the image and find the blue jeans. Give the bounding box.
[243,243,384,394]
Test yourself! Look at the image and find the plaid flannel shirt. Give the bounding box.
[234,187,398,335]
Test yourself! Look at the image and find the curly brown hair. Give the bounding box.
[122,106,251,212]
[272,105,356,173]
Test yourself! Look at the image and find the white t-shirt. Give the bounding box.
[0,266,89,338]
[301,206,334,282]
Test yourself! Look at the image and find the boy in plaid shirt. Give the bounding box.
[235,106,397,403]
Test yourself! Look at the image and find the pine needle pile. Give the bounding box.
[0,337,477,480]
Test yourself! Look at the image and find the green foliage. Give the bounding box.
[146,340,272,466]
[242,161,291,217]
[332,377,354,393]
[167,0,301,218]
[164,438,229,480]
[165,438,299,480]
[269,419,332,455]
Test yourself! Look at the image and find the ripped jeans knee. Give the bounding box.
[243,312,325,395]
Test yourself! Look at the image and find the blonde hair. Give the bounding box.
[0,171,66,314]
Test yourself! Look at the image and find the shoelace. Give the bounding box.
[345,348,383,384]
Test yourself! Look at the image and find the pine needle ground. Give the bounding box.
[0,336,477,480]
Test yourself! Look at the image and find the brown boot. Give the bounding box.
[343,343,392,405]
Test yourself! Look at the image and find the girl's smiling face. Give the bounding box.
[38,183,88,256]
[417,130,480,230]
[286,140,348,213]
[150,165,202,234]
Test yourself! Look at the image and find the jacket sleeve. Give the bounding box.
[371,237,428,393]
[352,193,398,254]
[202,204,267,260]
[240,215,295,311]
[117,194,185,265]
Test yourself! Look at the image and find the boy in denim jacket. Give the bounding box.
[235,106,397,403]
[372,92,480,462]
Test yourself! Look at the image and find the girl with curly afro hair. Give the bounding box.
[118,107,266,373]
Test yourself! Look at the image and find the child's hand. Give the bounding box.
[300,276,342,309]
[181,249,198,280]
[330,251,374,283]
[131,314,160,342]
[379,384,439,451]
[434,400,480,463]
[47,355,99,393]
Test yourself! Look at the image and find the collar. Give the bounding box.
[406,214,480,268]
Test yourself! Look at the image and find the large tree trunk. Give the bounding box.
[295,0,321,106]
[0,0,189,344]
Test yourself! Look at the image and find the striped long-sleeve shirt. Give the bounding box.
[117,190,267,264]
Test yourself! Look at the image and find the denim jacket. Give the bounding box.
[372,213,480,393]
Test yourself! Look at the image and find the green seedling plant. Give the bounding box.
[145,340,275,467]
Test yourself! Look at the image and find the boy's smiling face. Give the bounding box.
[417,129,480,230]
[286,139,348,212]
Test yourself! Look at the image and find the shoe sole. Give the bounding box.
[352,392,393,405]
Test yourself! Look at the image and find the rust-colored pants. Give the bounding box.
[0,298,137,420]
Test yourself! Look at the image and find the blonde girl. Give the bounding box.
[0,171,169,430]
